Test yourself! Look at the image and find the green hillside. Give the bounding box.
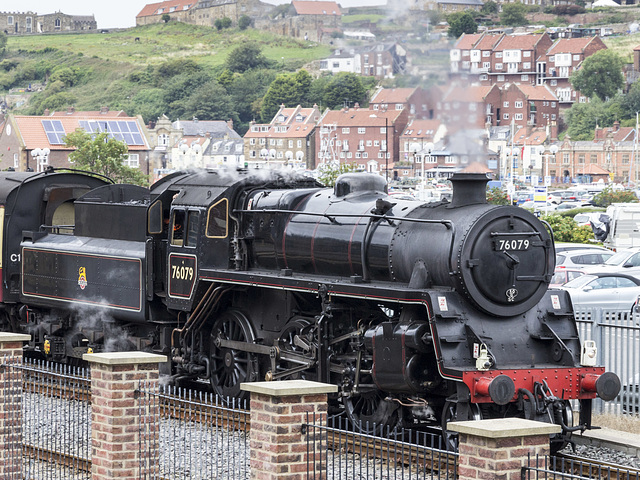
[1,23,331,132]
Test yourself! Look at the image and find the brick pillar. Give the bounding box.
[241,380,337,480]
[449,418,561,480]
[83,352,167,480]
[0,333,30,480]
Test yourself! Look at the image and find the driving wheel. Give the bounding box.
[209,309,257,400]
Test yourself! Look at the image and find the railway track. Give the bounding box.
[20,368,640,479]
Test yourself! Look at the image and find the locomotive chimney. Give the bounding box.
[449,173,489,208]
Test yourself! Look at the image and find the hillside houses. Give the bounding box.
[1,11,96,34]
[451,32,607,108]
[319,44,407,79]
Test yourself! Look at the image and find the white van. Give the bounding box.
[601,203,640,250]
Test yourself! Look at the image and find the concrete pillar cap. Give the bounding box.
[240,380,337,397]
[448,418,561,438]
[83,351,167,365]
[0,332,31,342]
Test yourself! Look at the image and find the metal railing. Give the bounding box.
[522,453,640,480]
[575,308,640,415]
[5,357,92,479]
[304,413,458,480]
[136,383,250,480]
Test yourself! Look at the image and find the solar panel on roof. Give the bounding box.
[42,119,67,145]
[78,119,145,146]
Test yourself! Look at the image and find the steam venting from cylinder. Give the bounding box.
[449,173,490,208]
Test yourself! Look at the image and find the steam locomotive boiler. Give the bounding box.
[0,168,620,450]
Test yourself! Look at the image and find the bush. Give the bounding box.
[238,15,251,30]
[486,187,509,205]
[542,214,595,243]
[591,187,638,207]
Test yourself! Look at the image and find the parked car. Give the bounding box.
[550,268,586,287]
[555,202,591,212]
[621,373,639,414]
[555,249,613,269]
[560,272,640,310]
[555,242,610,253]
[581,248,640,273]
[520,200,557,212]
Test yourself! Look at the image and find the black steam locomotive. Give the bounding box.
[0,168,620,449]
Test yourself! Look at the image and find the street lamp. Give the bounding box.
[547,145,558,186]
[268,148,277,169]
[31,147,50,173]
[422,142,434,194]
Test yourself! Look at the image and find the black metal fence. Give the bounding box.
[136,383,250,480]
[304,413,458,480]
[522,454,640,480]
[8,357,92,479]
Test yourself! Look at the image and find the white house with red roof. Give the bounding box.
[0,108,151,174]
[244,104,322,170]
[136,0,196,25]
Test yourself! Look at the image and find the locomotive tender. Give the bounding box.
[0,168,620,448]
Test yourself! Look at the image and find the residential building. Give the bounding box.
[315,105,409,175]
[436,0,484,12]
[319,44,406,78]
[1,11,96,34]
[136,0,196,25]
[450,32,607,108]
[399,119,447,178]
[244,105,322,170]
[492,83,559,129]
[369,87,428,117]
[433,84,501,129]
[0,108,151,174]
[555,122,640,184]
[537,36,607,106]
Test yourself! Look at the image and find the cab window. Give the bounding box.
[148,200,163,234]
[171,210,185,246]
[186,211,200,246]
[206,199,228,238]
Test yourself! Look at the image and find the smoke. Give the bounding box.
[70,301,137,353]
[385,0,413,19]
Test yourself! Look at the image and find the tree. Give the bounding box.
[238,15,251,30]
[260,70,313,122]
[161,13,170,23]
[486,187,509,205]
[64,130,149,186]
[564,96,622,140]
[0,31,7,57]
[163,71,213,119]
[181,81,239,126]
[481,1,498,14]
[225,44,272,73]
[570,50,624,101]
[316,162,357,187]
[447,12,478,38]
[500,3,528,26]
[227,69,277,129]
[322,73,367,110]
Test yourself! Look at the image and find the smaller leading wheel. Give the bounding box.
[345,389,399,435]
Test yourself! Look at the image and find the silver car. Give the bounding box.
[560,272,640,310]
[555,249,613,269]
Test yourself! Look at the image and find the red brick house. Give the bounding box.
[537,36,607,106]
[315,106,409,175]
[369,87,430,118]
[0,108,151,174]
[433,84,501,129]
[492,83,559,129]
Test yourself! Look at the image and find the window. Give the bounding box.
[497,75,505,82]
[573,54,580,61]
[277,139,283,146]
[483,51,490,57]
[550,80,557,86]
[523,51,531,58]
[124,154,139,168]
[623,154,630,165]
[590,154,597,163]
[515,113,523,120]
[7,16,13,25]
[483,62,490,69]
[206,199,228,238]
[249,138,256,145]
[523,62,531,70]
[503,113,510,120]
[503,101,509,108]
[495,63,503,70]
[380,127,387,134]
[171,210,186,246]
[288,140,293,148]
[551,102,556,107]
[563,154,570,165]
[355,152,361,158]
[13,153,18,169]
[342,128,350,134]
[578,154,585,164]
[358,127,366,134]
[521,75,529,81]
[297,140,302,148]
[363,152,368,158]
[480,74,488,81]
[496,52,503,58]
[515,101,523,108]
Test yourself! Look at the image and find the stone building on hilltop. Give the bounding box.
[1,11,96,35]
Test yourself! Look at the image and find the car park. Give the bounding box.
[550,268,586,287]
[555,249,613,269]
[559,272,640,310]
[555,202,591,212]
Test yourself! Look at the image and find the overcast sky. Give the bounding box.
[10,0,388,29]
